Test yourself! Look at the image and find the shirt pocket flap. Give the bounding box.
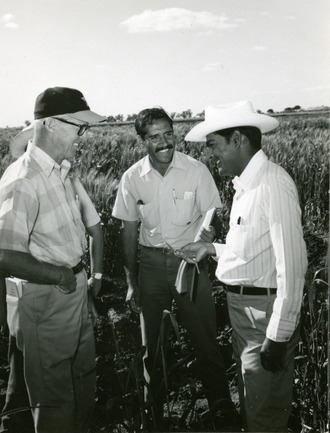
[226,224,254,261]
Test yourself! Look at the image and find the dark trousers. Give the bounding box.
[139,247,232,415]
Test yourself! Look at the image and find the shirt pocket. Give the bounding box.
[137,202,157,230]
[172,195,195,226]
[226,224,254,261]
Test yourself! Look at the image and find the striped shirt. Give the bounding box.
[0,143,98,268]
[213,150,307,341]
[112,151,221,249]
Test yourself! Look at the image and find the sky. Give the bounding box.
[0,0,329,127]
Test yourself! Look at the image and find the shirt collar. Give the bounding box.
[27,141,71,180]
[232,149,268,193]
[139,150,184,177]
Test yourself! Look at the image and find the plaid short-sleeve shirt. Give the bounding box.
[0,143,87,267]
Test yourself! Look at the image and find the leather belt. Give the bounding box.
[226,285,277,295]
[140,245,174,255]
[71,260,84,275]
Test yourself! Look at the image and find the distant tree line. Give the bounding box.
[105,105,330,123]
[21,105,329,127]
[106,108,204,123]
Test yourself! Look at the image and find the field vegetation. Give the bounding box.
[0,113,328,432]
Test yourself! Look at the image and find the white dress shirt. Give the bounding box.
[112,151,221,249]
[213,150,307,341]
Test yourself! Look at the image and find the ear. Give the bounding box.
[232,130,241,148]
[43,117,57,132]
[139,136,148,148]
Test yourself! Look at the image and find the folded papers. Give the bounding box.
[175,207,216,296]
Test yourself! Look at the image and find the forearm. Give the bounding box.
[0,272,6,327]
[0,271,6,302]
[120,221,139,287]
[0,249,66,285]
[87,223,104,274]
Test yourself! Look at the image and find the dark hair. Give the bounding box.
[214,126,262,150]
[135,107,173,139]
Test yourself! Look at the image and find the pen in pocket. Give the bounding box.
[172,189,176,205]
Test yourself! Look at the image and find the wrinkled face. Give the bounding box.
[206,132,239,176]
[143,119,176,174]
[52,117,89,163]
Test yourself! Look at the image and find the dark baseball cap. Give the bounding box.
[10,86,106,157]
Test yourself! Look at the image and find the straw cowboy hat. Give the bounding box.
[10,87,106,158]
[185,100,279,142]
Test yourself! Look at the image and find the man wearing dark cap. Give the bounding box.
[0,87,106,433]
[178,101,308,432]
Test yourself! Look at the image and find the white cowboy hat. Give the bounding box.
[185,100,279,142]
[10,86,106,158]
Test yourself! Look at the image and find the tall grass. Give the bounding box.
[0,114,328,432]
[78,115,329,432]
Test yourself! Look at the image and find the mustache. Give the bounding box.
[156,144,174,153]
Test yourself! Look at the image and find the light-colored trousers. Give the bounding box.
[5,270,95,433]
[227,290,300,432]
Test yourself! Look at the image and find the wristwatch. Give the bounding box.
[92,273,103,280]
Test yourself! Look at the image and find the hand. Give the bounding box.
[175,241,216,263]
[126,285,141,314]
[199,225,216,242]
[87,289,99,325]
[56,267,76,294]
[0,301,7,335]
[260,337,287,373]
[88,277,102,298]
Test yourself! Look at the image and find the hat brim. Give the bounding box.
[10,110,107,158]
[185,113,279,142]
[66,110,107,124]
[10,124,34,158]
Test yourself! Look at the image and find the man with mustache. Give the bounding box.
[112,107,236,430]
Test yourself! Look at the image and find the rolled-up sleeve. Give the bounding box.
[112,173,138,221]
[71,178,100,228]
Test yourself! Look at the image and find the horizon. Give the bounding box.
[0,0,329,128]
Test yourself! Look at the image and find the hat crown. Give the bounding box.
[34,87,90,119]
[205,101,254,121]
[185,100,279,142]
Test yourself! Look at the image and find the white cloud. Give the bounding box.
[5,22,18,28]
[285,15,296,20]
[259,12,270,16]
[253,46,267,51]
[201,62,223,72]
[2,13,14,22]
[121,8,237,33]
[2,13,18,28]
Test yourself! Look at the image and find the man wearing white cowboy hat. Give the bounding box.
[178,101,307,432]
[0,87,106,433]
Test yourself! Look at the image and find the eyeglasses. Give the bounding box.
[52,117,90,136]
[145,131,175,145]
